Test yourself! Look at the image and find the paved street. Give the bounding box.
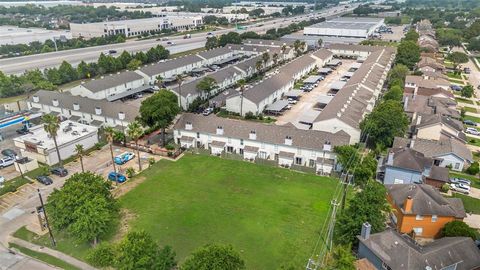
[0,5,357,75]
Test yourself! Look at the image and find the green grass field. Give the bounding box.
[456,97,474,105]
[9,242,80,270]
[463,106,478,113]
[119,154,339,269]
[450,193,480,214]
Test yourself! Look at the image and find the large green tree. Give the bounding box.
[139,90,180,146]
[360,100,409,149]
[324,245,356,270]
[333,145,360,170]
[335,182,390,245]
[205,36,218,50]
[447,52,469,71]
[387,64,409,86]
[461,85,474,98]
[383,85,403,101]
[442,220,477,240]
[196,77,217,97]
[182,244,245,270]
[404,29,420,42]
[47,172,117,245]
[395,40,420,69]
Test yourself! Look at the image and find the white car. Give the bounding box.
[450,183,470,194]
[287,98,297,104]
[0,157,14,168]
[466,127,480,135]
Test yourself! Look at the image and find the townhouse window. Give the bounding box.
[413,227,423,236]
[240,139,244,146]
[454,163,460,170]
[415,215,423,221]
[431,215,438,222]
[295,157,302,165]
[227,146,234,153]
[196,132,200,139]
[239,148,244,155]
[309,159,315,167]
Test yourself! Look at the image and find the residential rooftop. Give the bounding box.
[80,71,144,93]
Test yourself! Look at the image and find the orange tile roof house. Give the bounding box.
[386,184,466,239]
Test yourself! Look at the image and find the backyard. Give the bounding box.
[15,154,339,269]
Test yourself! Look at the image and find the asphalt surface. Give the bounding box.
[0,5,357,75]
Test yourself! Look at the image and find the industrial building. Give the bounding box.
[70,16,203,38]
[303,17,384,39]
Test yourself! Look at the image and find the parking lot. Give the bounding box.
[380,25,406,42]
[276,59,356,128]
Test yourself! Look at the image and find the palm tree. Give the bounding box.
[104,126,117,183]
[176,74,183,109]
[272,53,279,66]
[262,52,270,68]
[156,75,164,89]
[238,79,246,116]
[74,144,85,173]
[255,60,263,73]
[127,121,143,171]
[42,114,62,167]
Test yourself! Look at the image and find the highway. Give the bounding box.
[0,5,356,75]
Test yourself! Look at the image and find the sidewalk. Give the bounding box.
[9,237,97,270]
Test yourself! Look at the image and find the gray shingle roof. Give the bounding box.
[81,71,144,93]
[392,137,473,163]
[387,184,466,218]
[197,46,233,60]
[359,229,480,270]
[387,147,432,173]
[29,90,139,122]
[174,113,350,151]
[403,94,460,119]
[139,54,204,77]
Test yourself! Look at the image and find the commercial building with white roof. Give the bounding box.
[304,17,384,39]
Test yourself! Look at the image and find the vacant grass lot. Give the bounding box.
[120,154,339,269]
[450,193,480,215]
[9,242,80,270]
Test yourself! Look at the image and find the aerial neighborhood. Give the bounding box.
[1,1,480,269]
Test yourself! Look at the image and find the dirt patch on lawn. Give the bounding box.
[112,208,137,242]
[112,175,147,198]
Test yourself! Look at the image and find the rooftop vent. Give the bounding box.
[185,122,192,130]
[249,130,256,140]
[95,107,102,115]
[32,95,39,103]
[73,103,80,111]
[52,99,59,107]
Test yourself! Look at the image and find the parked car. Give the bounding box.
[51,167,68,177]
[464,120,477,126]
[287,98,297,104]
[0,156,14,168]
[114,152,135,165]
[16,126,29,135]
[466,127,480,135]
[450,85,463,91]
[450,177,471,186]
[36,175,53,185]
[108,172,127,183]
[202,108,214,116]
[464,67,471,74]
[1,149,17,159]
[450,183,470,194]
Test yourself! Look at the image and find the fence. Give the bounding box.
[291,164,316,174]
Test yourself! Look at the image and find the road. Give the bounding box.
[0,5,356,75]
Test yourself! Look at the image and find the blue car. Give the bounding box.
[114,152,135,165]
[450,85,462,91]
[108,172,127,183]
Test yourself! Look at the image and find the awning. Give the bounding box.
[49,111,60,116]
[191,67,210,73]
[90,120,104,127]
[69,115,81,122]
[326,59,341,66]
[243,145,259,153]
[299,110,321,125]
[330,81,346,90]
[316,157,335,165]
[30,107,40,112]
[278,151,295,159]
[265,100,289,112]
[163,77,177,83]
[180,136,195,142]
[350,62,362,69]
[284,90,303,98]
[318,67,332,74]
[343,72,354,78]
[304,75,322,84]
[317,95,334,104]
[106,85,153,102]
[212,55,242,65]
[211,140,226,147]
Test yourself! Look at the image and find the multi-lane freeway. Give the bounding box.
[0,5,356,75]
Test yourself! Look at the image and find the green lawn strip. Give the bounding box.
[450,193,480,215]
[0,177,31,196]
[446,72,463,80]
[448,78,465,85]
[463,106,478,113]
[449,172,480,189]
[464,115,480,123]
[456,97,474,104]
[119,154,339,269]
[9,242,81,270]
[467,136,480,147]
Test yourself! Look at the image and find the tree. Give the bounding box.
[42,114,62,166]
[461,85,474,98]
[218,32,242,47]
[196,77,217,97]
[387,64,409,86]
[127,121,143,171]
[333,145,360,170]
[86,242,116,267]
[335,181,390,245]
[404,29,419,42]
[182,244,245,270]
[77,61,90,79]
[395,40,420,69]
[360,100,409,149]
[353,153,377,188]
[104,126,117,181]
[58,61,77,84]
[255,60,263,72]
[383,85,403,101]
[46,172,117,245]
[262,52,270,67]
[465,161,479,175]
[272,53,279,65]
[467,37,480,52]
[442,220,477,240]
[324,245,356,270]
[139,90,180,146]
[116,231,176,270]
[126,59,142,70]
[118,50,133,68]
[447,52,469,71]
[74,144,85,173]
[205,36,218,50]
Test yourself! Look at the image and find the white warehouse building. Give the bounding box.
[304,17,384,38]
[70,16,203,38]
[14,120,98,165]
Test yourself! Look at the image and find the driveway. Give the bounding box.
[276,59,356,127]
